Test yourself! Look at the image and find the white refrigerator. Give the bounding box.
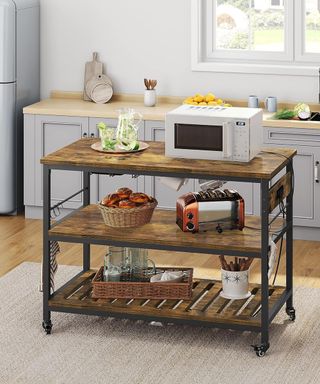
[0,0,39,214]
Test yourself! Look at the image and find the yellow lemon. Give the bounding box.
[208,101,218,106]
[198,102,208,106]
[224,103,232,107]
[216,98,223,105]
[191,101,199,105]
[205,93,215,102]
[194,95,204,103]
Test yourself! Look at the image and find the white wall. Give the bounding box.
[40,0,319,102]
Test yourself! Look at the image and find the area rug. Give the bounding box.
[0,262,320,384]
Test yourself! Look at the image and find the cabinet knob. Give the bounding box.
[315,161,319,183]
[90,133,95,138]
[83,132,88,138]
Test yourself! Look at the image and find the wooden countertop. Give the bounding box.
[41,138,296,180]
[23,91,320,130]
[23,94,180,122]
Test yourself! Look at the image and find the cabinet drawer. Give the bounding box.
[264,127,320,146]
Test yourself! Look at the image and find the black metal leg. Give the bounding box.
[43,166,52,334]
[253,180,270,357]
[286,162,295,321]
[83,171,91,271]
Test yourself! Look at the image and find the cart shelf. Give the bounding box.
[49,269,287,331]
[49,205,285,257]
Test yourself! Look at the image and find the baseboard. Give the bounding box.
[293,226,320,241]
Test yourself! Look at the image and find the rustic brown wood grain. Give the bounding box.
[49,205,285,254]
[40,139,296,180]
[48,271,286,328]
[269,171,292,212]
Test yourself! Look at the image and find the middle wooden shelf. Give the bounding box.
[49,205,285,257]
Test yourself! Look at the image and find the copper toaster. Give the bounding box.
[176,189,245,233]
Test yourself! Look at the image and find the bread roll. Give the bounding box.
[119,200,136,209]
[129,193,149,204]
[116,187,133,200]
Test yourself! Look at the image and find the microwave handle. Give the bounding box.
[223,122,233,158]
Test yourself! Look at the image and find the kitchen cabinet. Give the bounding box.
[34,115,90,209]
[264,127,320,229]
[144,121,195,209]
[24,115,91,217]
[89,117,145,201]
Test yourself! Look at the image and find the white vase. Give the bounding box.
[144,89,157,107]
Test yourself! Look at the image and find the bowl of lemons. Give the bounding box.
[183,92,232,107]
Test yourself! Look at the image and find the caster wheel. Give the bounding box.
[216,225,223,234]
[286,307,296,322]
[42,320,52,335]
[252,343,269,357]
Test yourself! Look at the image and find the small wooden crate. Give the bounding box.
[92,267,193,300]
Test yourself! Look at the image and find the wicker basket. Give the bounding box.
[92,267,193,300]
[98,199,158,228]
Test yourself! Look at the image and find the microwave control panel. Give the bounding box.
[232,122,250,161]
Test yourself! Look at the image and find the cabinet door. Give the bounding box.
[89,117,145,200]
[144,121,195,209]
[34,115,89,209]
[264,126,320,227]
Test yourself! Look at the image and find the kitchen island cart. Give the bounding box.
[41,139,296,357]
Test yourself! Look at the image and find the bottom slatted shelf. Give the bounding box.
[49,270,287,330]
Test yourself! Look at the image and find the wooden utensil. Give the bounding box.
[144,78,157,90]
[219,256,253,272]
[84,52,103,101]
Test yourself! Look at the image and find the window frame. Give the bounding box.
[191,0,319,77]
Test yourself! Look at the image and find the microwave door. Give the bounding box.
[223,122,233,159]
[174,123,223,152]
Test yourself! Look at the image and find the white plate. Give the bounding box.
[91,141,149,154]
[219,291,252,300]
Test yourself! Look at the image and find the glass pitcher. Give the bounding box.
[104,246,130,281]
[116,108,143,151]
[129,248,156,281]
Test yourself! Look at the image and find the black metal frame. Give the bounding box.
[42,158,295,356]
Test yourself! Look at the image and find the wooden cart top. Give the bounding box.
[41,139,296,180]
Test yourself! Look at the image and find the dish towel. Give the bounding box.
[39,241,60,293]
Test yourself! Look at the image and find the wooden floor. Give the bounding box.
[1,214,320,288]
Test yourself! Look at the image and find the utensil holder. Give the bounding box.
[221,268,251,300]
[144,89,157,107]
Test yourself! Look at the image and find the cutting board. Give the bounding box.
[85,74,113,104]
[83,52,103,101]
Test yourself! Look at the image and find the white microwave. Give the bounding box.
[165,105,263,162]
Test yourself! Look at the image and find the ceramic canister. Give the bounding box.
[144,89,157,107]
[221,268,250,300]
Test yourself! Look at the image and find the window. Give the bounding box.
[191,0,320,76]
[303,0,320,54]
[270,0,283,9]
